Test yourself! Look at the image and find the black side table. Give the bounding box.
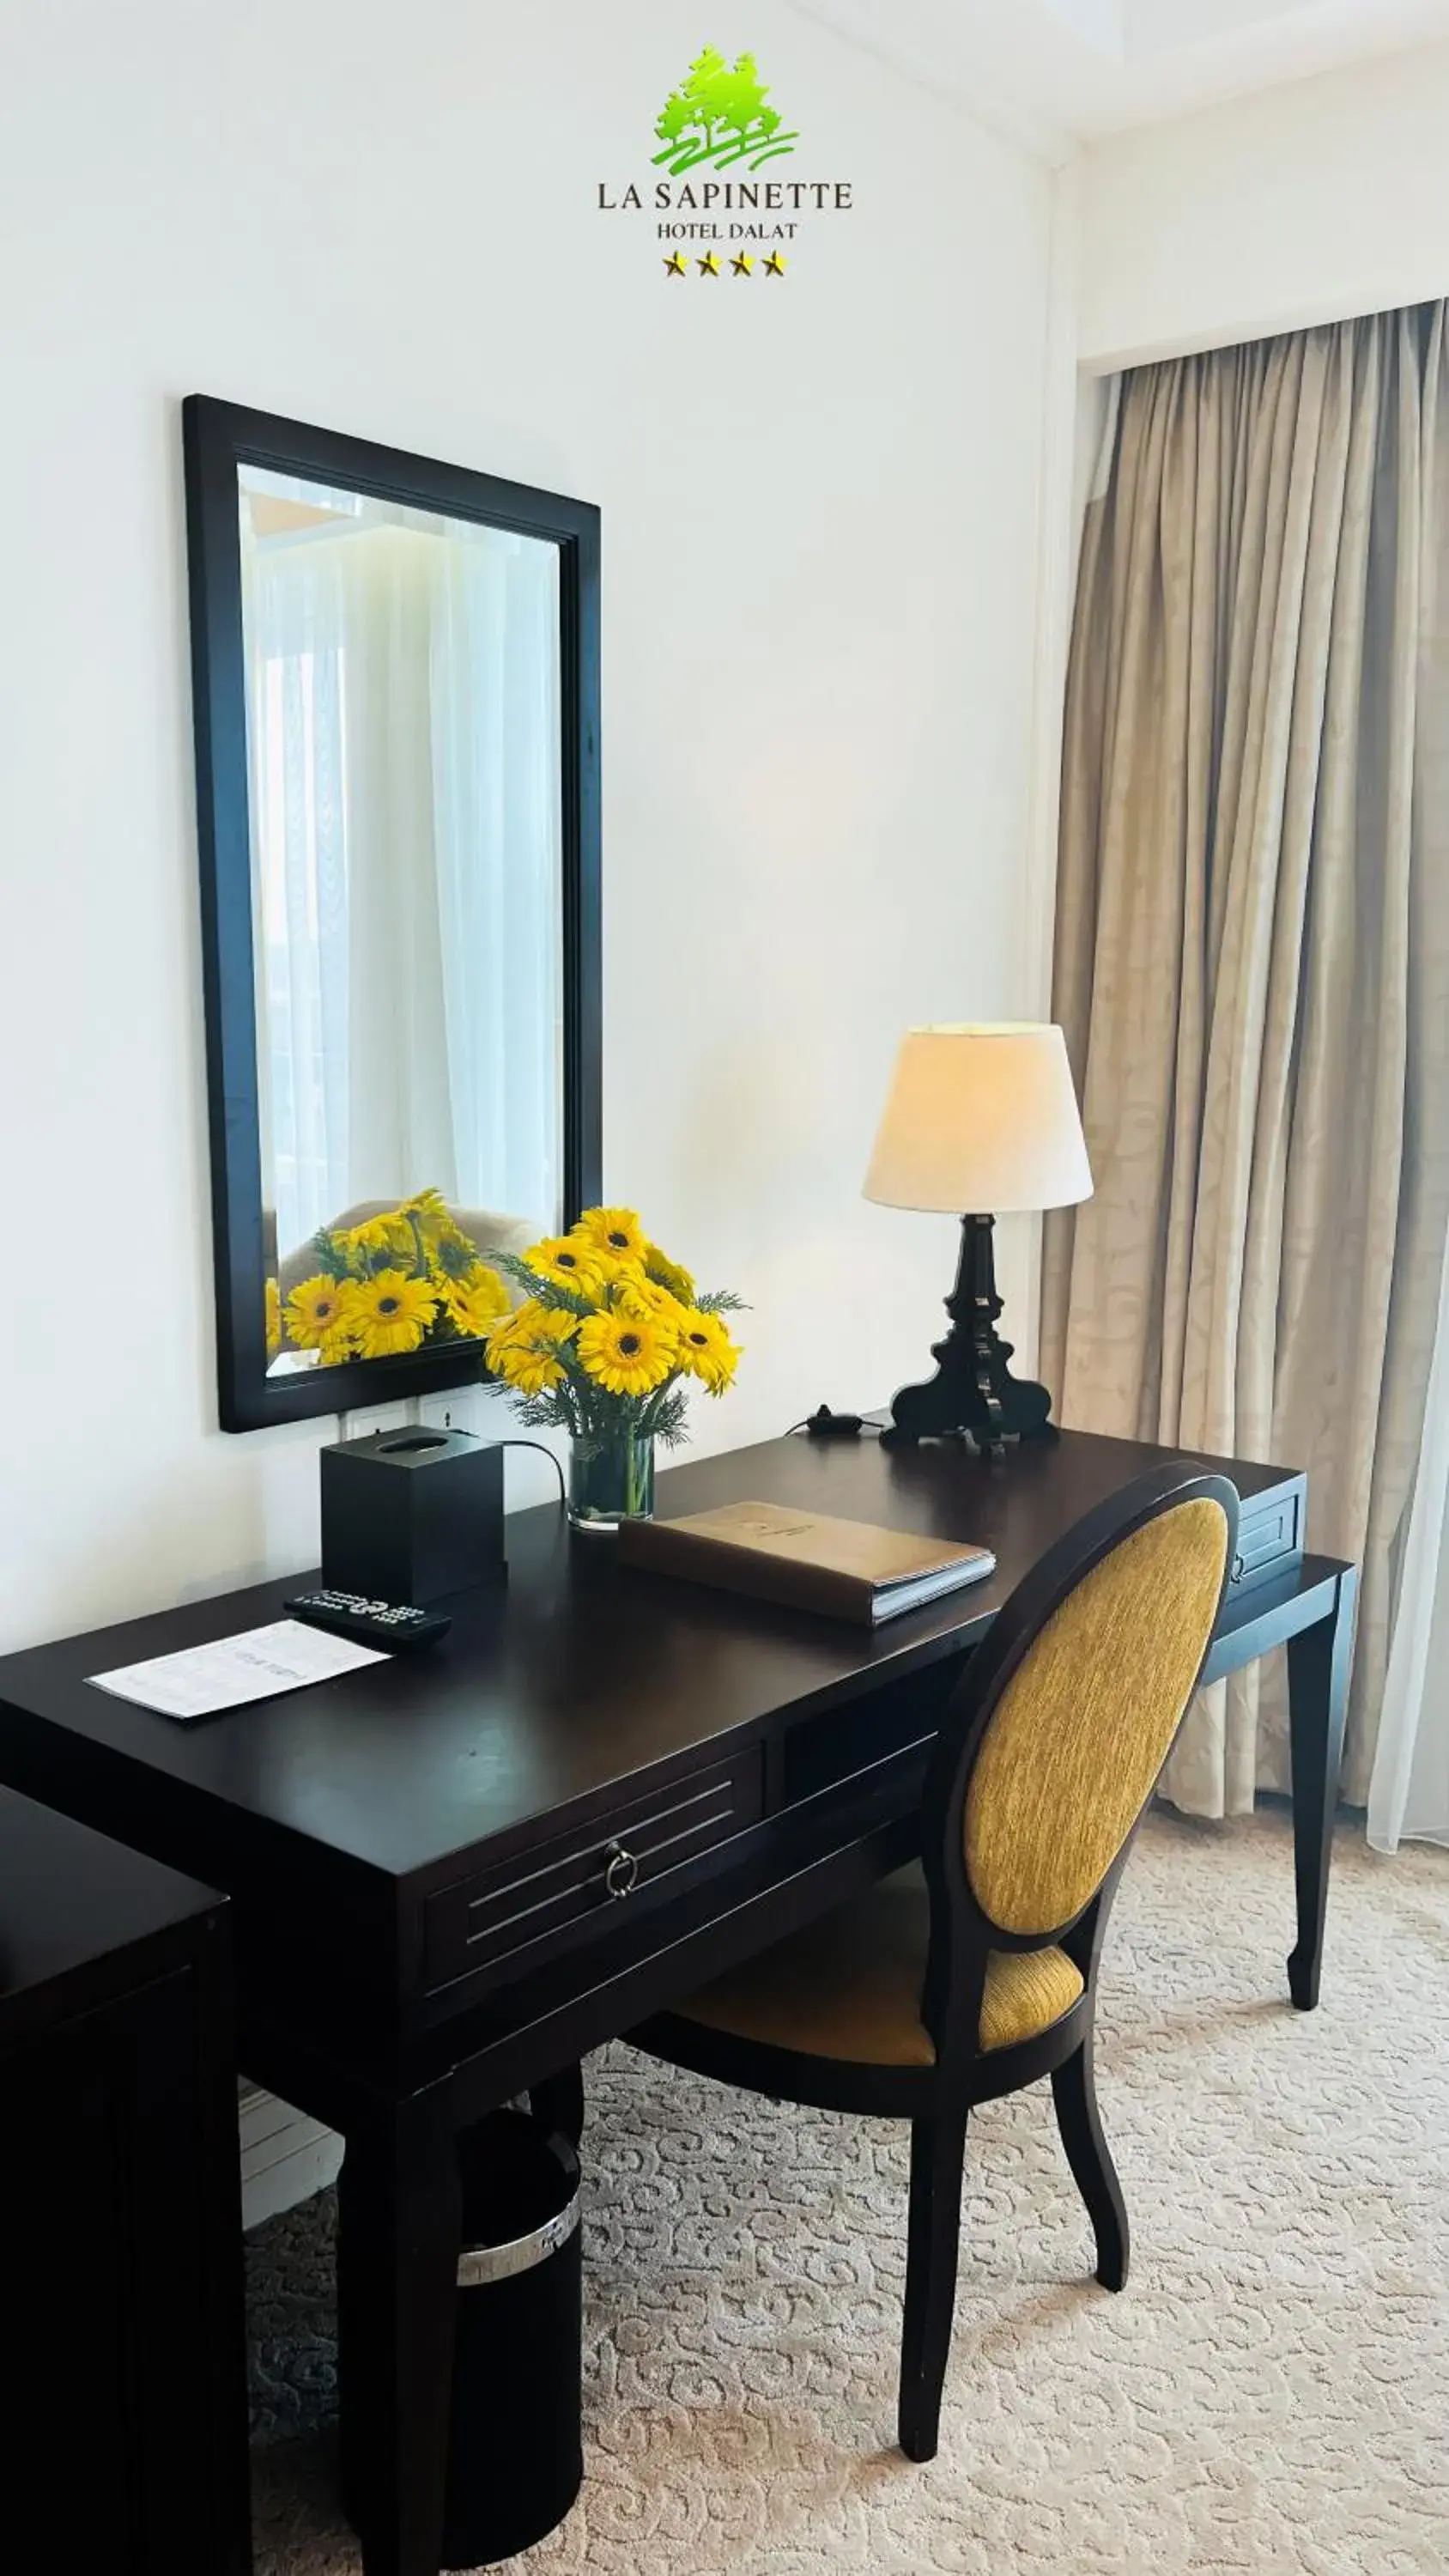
[0,1789,252,2575]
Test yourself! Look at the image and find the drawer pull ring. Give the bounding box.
[604,1844,639,1900]
[1232,1552,1246,1583]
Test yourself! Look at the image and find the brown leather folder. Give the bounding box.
[618,1498,995,1625]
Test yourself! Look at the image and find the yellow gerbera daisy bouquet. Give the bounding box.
[484,1208,745,1528]
[276,1188,512,1368]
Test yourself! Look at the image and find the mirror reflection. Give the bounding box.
[238,462,564,1376]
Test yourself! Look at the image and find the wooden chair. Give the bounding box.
[627,1461,1238,2463]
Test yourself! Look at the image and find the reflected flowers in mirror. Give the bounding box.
[267,1188,511,1370]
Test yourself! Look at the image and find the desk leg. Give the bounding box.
[1285,1565,1357,2011]
[529,2061,585,2148]
[336,2087,460,2576]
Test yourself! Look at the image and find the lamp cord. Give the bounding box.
[785,1406,887,1439]
[499,1438,568,1508]
[435,1407,568,1509]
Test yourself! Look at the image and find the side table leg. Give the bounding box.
[1285,1566,1357,2011]
[336,2084,461,2576]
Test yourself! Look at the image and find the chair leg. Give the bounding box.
[1051,2036,1129,2290]
[898,2111,969,2464]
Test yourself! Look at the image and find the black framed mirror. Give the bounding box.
[183,398,602,1431]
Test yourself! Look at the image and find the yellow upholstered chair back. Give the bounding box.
[962,1496,1231,1939]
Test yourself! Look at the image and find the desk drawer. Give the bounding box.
[1229,1479,1305,1599]
[424,1751,764,1996]
[780,1664,959,1807]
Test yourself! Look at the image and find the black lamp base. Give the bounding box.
[880,1213,1058,1457]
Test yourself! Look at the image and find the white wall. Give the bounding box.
[0,0,1056,1651]
[1078,35,1449,368]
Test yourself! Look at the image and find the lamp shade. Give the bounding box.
[864,1024,1093,1216]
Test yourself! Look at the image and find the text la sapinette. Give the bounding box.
[598,177,853,245]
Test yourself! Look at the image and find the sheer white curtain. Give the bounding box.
[245,530,351,1255]
[243,507,561,1262]
[429,533,562,1224]
[1368,1228,1449,1849]
[1367,334,1449,1856]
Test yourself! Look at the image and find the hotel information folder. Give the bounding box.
[618,1499,997,1626]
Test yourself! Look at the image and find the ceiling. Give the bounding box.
[791,0,1449,156]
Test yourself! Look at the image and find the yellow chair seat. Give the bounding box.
[673,1864,1084,2067]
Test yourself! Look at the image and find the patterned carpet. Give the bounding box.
[247,1807,1449,2574]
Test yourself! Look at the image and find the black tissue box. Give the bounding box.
[320,1427,506,1606]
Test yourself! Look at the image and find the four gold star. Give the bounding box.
[661,249,789,278]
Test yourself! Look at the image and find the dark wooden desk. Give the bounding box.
[0,1430,1355,2576]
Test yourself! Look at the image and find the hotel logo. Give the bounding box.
[597,46,854,279]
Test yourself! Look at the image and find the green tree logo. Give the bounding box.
[653,47,799,173]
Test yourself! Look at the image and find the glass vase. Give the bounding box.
[567,1431,656,1534]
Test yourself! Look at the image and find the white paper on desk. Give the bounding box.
[88,1618,389,1722]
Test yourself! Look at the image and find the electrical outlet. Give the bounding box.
[336,1399,412,1445]
[416,1387,482,1437]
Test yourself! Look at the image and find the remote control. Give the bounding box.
[284,1589,452,1650]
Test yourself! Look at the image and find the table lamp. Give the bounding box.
[864,1023,1093,1452]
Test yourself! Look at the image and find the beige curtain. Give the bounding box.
[1043,306,1449,1816]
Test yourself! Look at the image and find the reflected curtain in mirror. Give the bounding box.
[241,469,562,1271]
